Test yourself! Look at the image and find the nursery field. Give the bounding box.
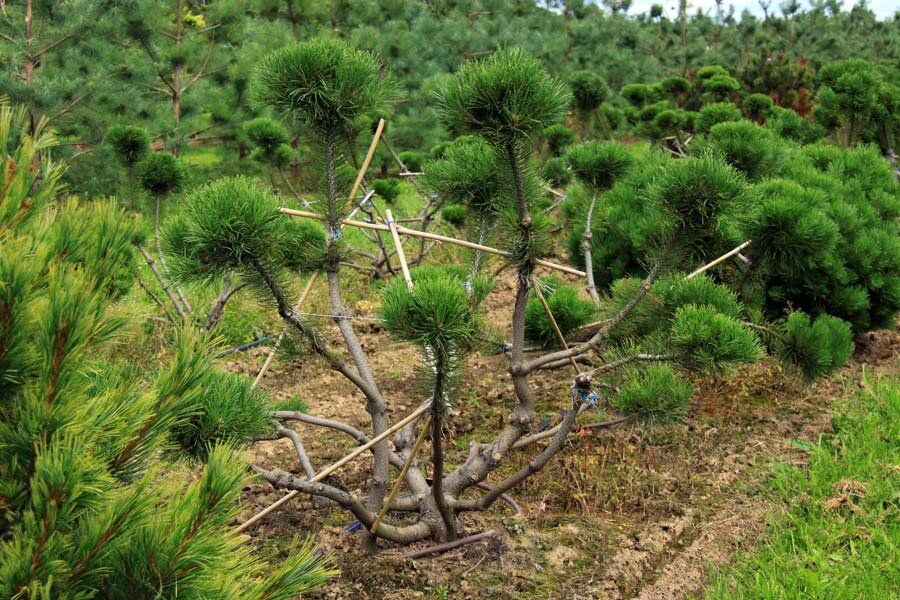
[2,1,900,599]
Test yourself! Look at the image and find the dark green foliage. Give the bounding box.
[649,152,746,232]
[702,74,741,100]
[671,305,763,370]
[525,277,595,345]
[614,364,693,423]
[777,312,854,381]
[381,270,480,359]
[438,48,568,148]
[423,136,499,214]
[372,178,402,203]
[138,152,185,197]
[106,125,150,167]
[544,124,576,156]
[244,117,291,162]
[696,102,742,134]
[621,83,662,107]
[565,140,634,192]
[173,372,272,460]
[541,156,572,187]
[743,93,774,120]
[442,204,468,225]
[660,76,691,97]
[697,65,730,81]
[697,120,782,181]
[765,106,824,144]
[281,218,327,272]
[253,38,396,134]
[570,70,609,112]
[399,151,424,172]
[163,176,322,283]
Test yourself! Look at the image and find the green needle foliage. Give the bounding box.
[244,117,292,166]
[0,107,333,598]
[541,156,572,187]
[543,124,576,156]
[423,136,499,215]
[107,125,150,167]
[777,312,854,381]
[138,151,186,197]
[525,276,596,346]
[372,178,402,204]
[570,71,609,113]
[253,37,396,136]
[743,93,774,121]
[696,120,783,181]
[696,102,743,134]
[441,204,468,226]
[613,364,694,424]
[438,48,568,149]
[565,140,634,192]
[671,305,763,371]
[162,176,325,283]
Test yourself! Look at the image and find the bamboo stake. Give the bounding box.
[686,240,751,280]
[385,209,413,289]
[530,275,580,374]
[278,208,587,278]
[236,401,432,533]
[369,415,431,534]
[344,118,385,213]
[251,271,320,389]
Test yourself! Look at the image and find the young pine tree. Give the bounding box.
[0,101,333,599]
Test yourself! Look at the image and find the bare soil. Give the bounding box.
[228,272,900,599]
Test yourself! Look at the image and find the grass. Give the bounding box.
[702,373,900,599]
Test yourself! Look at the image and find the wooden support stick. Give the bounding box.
[370,415,431,533]
[279,208,586,278]
[236,401,432,533]
[686,240,751,280]
[344,118,385,213]
[252,271,319,390]
[530,275,580,374]
[385,209,413,289]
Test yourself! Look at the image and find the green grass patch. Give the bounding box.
[703,373,900,599]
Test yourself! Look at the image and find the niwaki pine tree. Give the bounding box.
[163,45,852,553]
[0,101,334,598]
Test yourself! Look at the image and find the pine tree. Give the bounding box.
[0,101,334,598]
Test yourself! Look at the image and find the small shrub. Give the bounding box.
[442,204,468,226]
[570,70,609,112]
[372,178,402,203]
[614,364,694,423]
[107,125,150,166]
[399,150,424,172]
[138,151,185,197]
[542,156,572,187]
[696,102,742,134]
[544,123,576,156]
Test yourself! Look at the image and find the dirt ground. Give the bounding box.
[228,271,900,599]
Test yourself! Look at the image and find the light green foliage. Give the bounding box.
[441,204,468,226]
[671,305,763,370]
[525,276,595,345]
[0,112,333,597]
[697,120,782,181]
[372,178,402,204]
[696,102,742,134]
[253,38,397,133]
[138,152,185,197]
[565,140,634,191]
[705,378,900,599]
[614,364,694,423]
[777,312,854,381]
[107,125,151,167]
[438,48,568,149]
